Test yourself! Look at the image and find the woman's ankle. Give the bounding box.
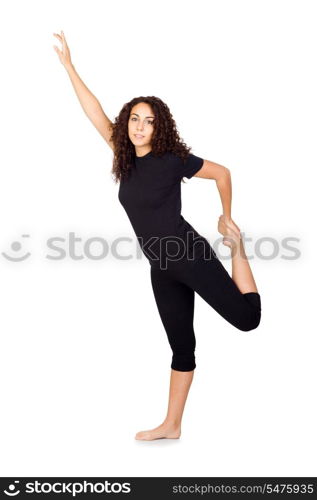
[163,418,181,429]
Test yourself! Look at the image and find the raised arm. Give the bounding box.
[53,31,114,151]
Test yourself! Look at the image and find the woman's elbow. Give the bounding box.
[224,167,231,177]
[216,167,231,182]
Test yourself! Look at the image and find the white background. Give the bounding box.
[0,0,316,477]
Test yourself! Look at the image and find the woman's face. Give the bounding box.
[128,102,155,155]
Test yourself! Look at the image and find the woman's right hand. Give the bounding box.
[53,31,72,69]
[218,215,241,249]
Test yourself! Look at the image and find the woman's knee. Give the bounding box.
[171,352,196,371]
[236,310,261,332]
[237,292,261,331]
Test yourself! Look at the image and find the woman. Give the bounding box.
[53,31,262,441]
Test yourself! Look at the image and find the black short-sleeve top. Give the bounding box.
[118,151,210,269]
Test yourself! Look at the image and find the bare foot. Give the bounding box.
[135,422,181,441]
[218,215,241,249]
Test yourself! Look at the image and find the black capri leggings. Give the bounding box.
[150,253,262,372]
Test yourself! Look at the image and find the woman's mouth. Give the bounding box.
[134,134,145,139]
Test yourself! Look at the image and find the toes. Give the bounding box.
[135,433,145,440]
[135,430,150,440]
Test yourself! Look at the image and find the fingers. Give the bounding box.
[222,237,233,249]
[61,30,67,47]
[231,221,240,231]
[218,215,241,233]
[53,33,63,54]
[53,31,67,46]
[53,45,61,57]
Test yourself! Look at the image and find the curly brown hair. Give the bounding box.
[110,96,194,184]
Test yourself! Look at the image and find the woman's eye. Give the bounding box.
[130,117,153,124]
